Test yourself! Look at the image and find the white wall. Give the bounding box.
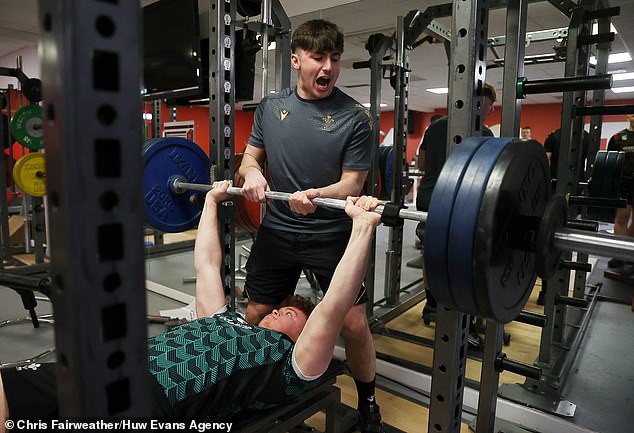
[0,44,40,90]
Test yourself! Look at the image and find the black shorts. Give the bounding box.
[2,363,173,418]
[244,226,368,305]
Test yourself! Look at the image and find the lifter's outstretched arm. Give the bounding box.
[194,181,231,317]
[293,196,381,377]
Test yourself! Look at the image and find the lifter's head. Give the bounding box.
[258,295,315,342]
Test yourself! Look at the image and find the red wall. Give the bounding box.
[147,99,634,163]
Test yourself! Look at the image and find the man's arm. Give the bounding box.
[292,196,381,377]
[237,144,268,202]
[289,169,368,215]
[194,181,231,317]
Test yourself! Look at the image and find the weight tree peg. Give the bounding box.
[515,74,612,99]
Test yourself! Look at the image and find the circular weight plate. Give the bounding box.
[586,151,607,221]
[535,195,567,280]
[12,153,46,197]
[447,137,509,315]
[473,139,550,323]
[10,105,44,150]
[600,151,623,199]
[143,137,210,233]
[424,136,488,310]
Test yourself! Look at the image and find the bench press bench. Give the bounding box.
[232,360,353,433]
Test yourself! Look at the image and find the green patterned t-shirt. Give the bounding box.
[147,310,312,420]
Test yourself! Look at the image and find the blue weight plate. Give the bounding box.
[143,137,210,233]
[447,137,508,315]
[473,139,550,322]
[424,136,489,310]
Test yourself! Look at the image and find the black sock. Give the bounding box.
[354,378,378,412]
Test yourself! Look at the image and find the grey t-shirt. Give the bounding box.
[249,87,372,233]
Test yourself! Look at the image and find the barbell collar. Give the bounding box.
[171,179,428,223]
[553,227,634,263]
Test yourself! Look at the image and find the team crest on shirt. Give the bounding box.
[280,109,289,121]
[16,363,41,371]
[322,114,335,130]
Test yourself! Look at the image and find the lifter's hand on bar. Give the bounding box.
[240,169,269,203]
[289,189,320,215]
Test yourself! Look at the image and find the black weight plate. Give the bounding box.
[586,151,607,221]
[424,136,488,310]
[601,151,625,199]
[473,139,550,323]
[143,137,210,233]
[447,137,509,315]
[535,195,567,280]
[587,150,607,198]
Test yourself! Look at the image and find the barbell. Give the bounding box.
[14,136,634,323]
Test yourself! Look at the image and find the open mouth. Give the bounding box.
[316,76,331,88]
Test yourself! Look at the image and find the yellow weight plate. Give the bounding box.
[13,153,46,197]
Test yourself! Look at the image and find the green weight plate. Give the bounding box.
[10,105,44,150]
[473,139,550,323]
[143,137,210,233]
[12,153,46,197]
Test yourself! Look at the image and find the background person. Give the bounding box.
[606,113,634,268]
[415,84,497,311]
[236,19,381,431]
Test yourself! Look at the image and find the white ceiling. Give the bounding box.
[0,0,633,112]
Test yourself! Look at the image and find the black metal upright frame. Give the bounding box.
[38,0,150,415]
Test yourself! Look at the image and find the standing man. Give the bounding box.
[237,20,381,432]
[606,113,634,268]
[416,83,496,313]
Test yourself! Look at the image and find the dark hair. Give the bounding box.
[280,295,315,318]
[522,126,531,130]
[291,19,344,55]
[484,83,497,103]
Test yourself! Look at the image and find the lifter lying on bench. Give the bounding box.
[0,181,382,427]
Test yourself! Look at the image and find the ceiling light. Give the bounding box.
[426,87,448,94]
[611,86,634,94]
[362,103,387,108]
[590,52,632,65]
[612,72,634,81]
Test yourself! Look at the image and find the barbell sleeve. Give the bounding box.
[171,179,428,223]
[553,228,634,262]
